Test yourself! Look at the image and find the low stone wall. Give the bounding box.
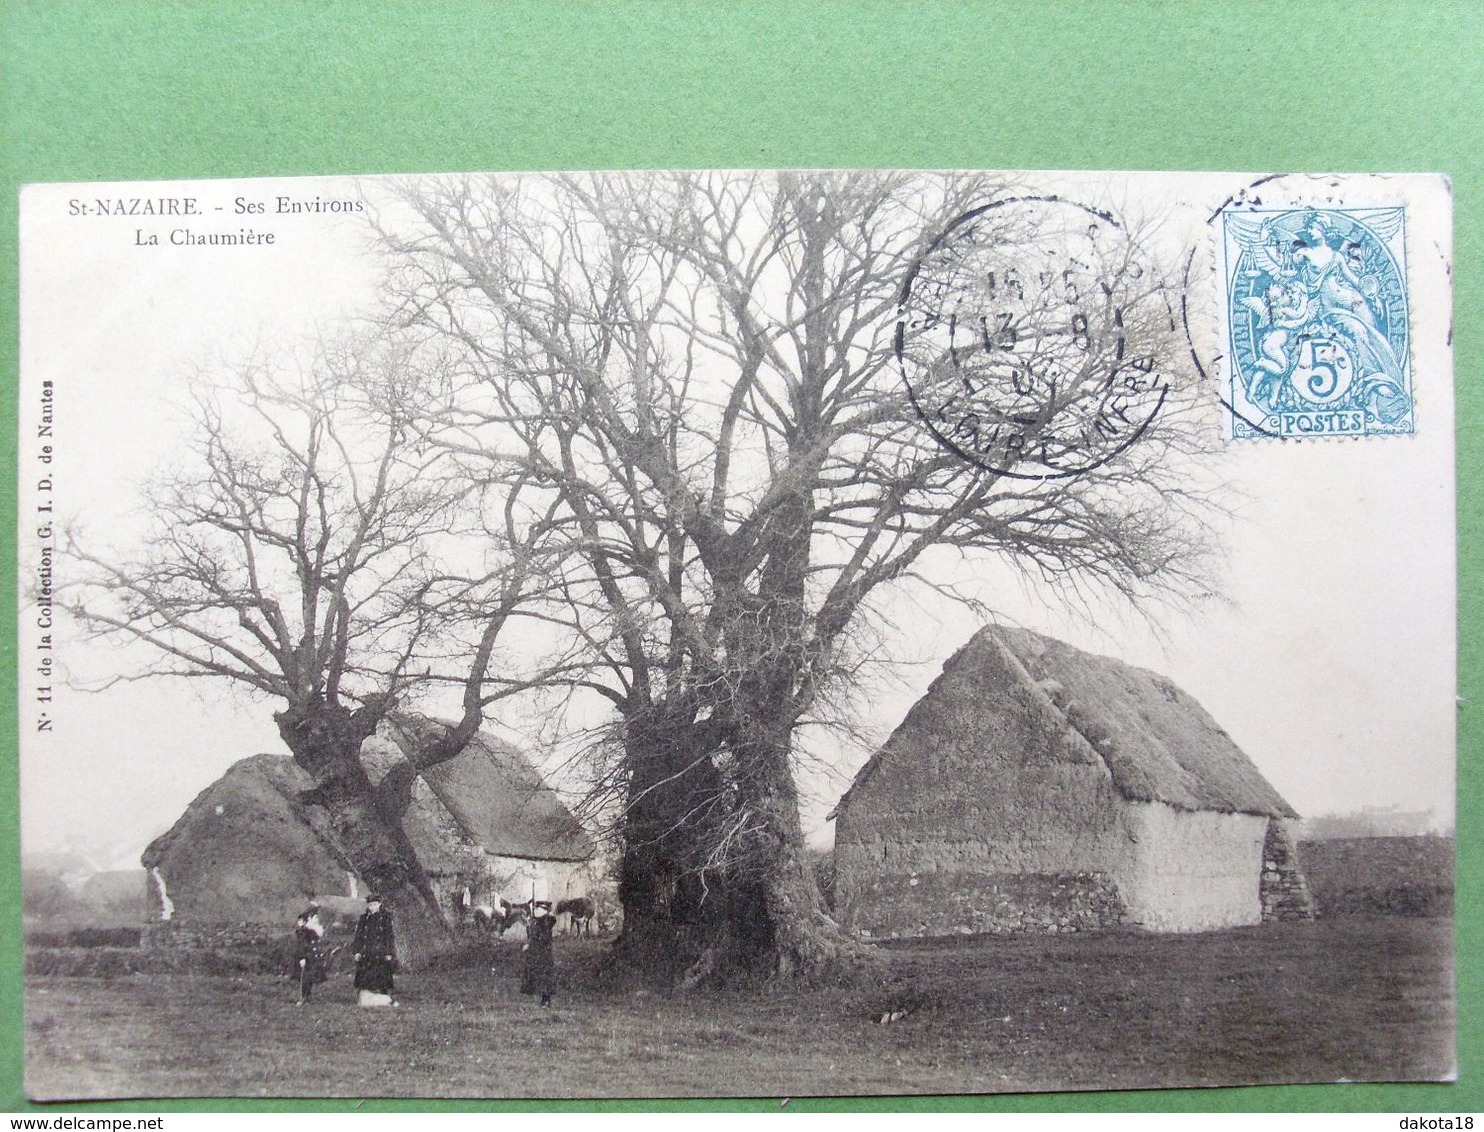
[1298,836,1454,917]
[143,921,285,949]
[28,945,282,978]
[839,870,1125,939]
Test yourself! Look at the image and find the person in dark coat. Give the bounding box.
[293,901,327,1005]
[352,895,398,1006]
[520,900,556,1007]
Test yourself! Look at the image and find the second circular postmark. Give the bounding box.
[895,195,1175,480]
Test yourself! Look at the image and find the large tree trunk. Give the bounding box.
[617,496,858,984]
[636,723,855,989]
[701,480,857,981]
[275,700,452,966]
[611,705,733,982]
[740,726,850,977]
[713,680,855,983]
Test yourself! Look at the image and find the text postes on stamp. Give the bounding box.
[1219,205,1413,440]
[895,197,1174,480]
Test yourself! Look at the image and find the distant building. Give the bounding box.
[141,719,596,943]
[22,853,148,927]
[20,851,99,894]
[77,870,149,926]
[1299,807,1447,841]
[831,626,1313,938]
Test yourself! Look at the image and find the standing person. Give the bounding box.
[352,894,398,1007]
[293,901,326,1005]
[521,900,556,1007]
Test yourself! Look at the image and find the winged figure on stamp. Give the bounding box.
[1229,210,1410,421]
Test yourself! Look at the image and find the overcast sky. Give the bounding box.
[16,171,1456,867]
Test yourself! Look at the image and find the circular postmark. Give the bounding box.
[895,196,1174,480]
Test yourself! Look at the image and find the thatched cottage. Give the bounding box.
[831,626,1312,937]
[382,721,598,910]
[141,720,595,944]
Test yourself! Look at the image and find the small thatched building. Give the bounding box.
[377,721,598,910]
[831,626,1312,937]
[141,721,595,945]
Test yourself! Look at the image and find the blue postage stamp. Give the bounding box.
[1219,206,1413,439]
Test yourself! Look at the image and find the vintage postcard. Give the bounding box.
[16,170,1455,1100]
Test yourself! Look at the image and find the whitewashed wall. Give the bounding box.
[1114,801,1267,931]
[486,856,595,905]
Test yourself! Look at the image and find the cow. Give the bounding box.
[472,897,530,937]
[471,901,504,933]
[502,899,533,930]
[555,896,595,938]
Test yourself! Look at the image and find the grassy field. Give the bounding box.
[24,915,1453,1101]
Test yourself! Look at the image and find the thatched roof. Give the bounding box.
[387,718,595,863]
[141,754,357,924]
[142,753,344,872]
[836,624,1296,821]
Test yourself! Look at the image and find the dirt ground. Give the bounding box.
[23,915,1454,1101]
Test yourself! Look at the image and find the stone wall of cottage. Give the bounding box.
[842,870,1125,939]
[1260,819,1316,921]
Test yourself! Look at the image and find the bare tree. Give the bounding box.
[62,331,561,960]
[378,171,1220,979]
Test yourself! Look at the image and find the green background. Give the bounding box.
[1,0,1478,1114]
